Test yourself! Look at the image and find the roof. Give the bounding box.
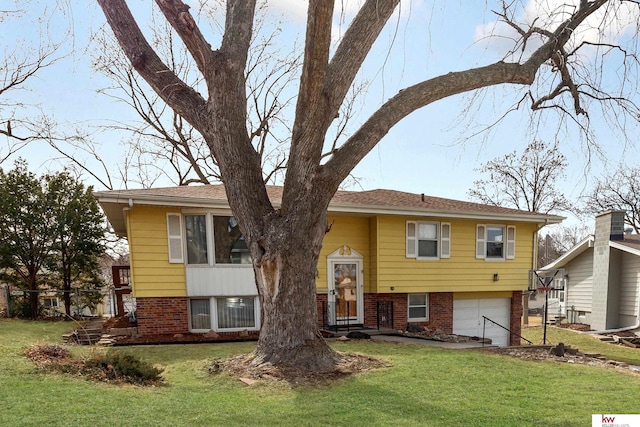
[542,234,640,270]
[94,184,564,237]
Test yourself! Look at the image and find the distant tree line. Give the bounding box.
[0,160,106,318]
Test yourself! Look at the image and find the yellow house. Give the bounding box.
[95,185,562,346]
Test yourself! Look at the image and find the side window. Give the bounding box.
[185,214,208,264]
[486,226,504,258]
[406,221,450,260]
[476,225,516,260]
[417,222,438,258]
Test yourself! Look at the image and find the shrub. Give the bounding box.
[87,350,163,384]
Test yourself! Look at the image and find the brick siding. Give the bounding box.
[510,291,523,346]
[316,292,454,332]
[137,292,520,345]
[136,297,189,336]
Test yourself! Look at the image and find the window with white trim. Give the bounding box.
[408,294,429,321]
[189,299,211,330]
[406,221,451,259]
[185,214,208,264]
[476,225,516,260]
[216,297,256,329]
[169,214,251,265]
[189,296,260,332]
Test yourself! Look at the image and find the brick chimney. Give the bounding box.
[591,210,625,330]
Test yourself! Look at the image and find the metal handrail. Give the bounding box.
[482,315,533,346]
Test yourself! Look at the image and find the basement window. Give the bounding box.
[408,294,429,322]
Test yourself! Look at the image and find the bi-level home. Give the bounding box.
[95,185,562,346]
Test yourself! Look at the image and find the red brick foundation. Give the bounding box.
[136,297,189,336]
[510,291,523,346]
[316,292,454,333]
[136,292,522,346]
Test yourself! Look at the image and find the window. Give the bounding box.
[43,297,59,308]
[189,297,260,332]
[406,221,451,259]
[174,214,252,265]
[217,297,256,329]
[213,216,251,264]
[486,226,504,258]
[408,294,429,321]
[190,299,211,330]
[476,225,516,260]
[185,214,208,264]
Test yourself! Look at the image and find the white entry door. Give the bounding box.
[327,246,364,326]
[453,298,511,346]
[329,261,362,324]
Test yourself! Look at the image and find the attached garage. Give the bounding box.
[453,298,511,347]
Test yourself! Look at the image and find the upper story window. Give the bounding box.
[476,224,515,260]
[185,214,208,264]
[406,221,450,260]
[167,213,251,265]
[213,216,251,265]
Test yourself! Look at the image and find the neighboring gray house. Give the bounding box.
[542,210,640,332]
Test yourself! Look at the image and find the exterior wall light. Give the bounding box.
[493,273,499,281]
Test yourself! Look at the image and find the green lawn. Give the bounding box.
[1,319,639,427]
[522,325,640,366]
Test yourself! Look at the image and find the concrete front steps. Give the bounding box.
[62,327,103,345]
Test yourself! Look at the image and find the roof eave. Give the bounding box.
[610,240,640,257]
[542,235,594,269]
[328,203,564,223]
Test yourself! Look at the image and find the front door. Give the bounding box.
[334,262,359,320]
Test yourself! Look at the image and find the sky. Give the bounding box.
[2,0,640,230]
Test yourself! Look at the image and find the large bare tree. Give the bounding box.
[97,0,640,370]
[468,141,572,215]
[585,166,640,233]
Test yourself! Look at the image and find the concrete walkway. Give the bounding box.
[368,334,489,349]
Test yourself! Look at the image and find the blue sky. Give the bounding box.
[2,1,639,228]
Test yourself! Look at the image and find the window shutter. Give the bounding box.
[506,226,516,259]
[406,221,417,258]
[476,225,486,259]
[167,213,184,263]
[440,223,451,259]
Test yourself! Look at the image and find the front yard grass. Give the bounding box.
[522,324,640,366]
[1,319,639,426]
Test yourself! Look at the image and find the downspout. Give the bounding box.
[525,222,547,326]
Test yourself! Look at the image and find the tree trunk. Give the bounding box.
[63,285,72,317]
[249,206,339,370]
[28,275,38,319]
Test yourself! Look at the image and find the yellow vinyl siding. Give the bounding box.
[376,216,536,293]
[316,216,370,293]
[127,206,186,297]
[453,291,513,300]
[369,217,379,293]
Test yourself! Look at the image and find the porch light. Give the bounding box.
[493,273,499,281]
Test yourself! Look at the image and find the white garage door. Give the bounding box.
[453,298,511,347]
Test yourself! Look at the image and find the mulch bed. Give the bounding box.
[208,351,390,386]
[555,323,593,332]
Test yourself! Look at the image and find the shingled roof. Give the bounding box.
[94,184,564,236]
